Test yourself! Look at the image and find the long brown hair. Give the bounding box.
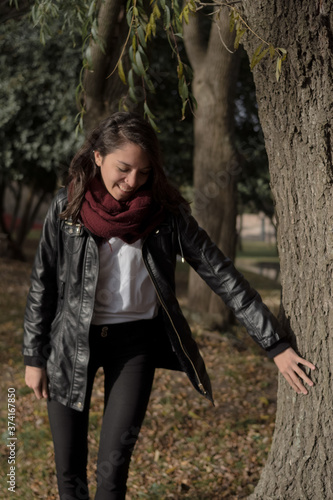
[61,112,190,221]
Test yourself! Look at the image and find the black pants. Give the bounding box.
[47,319,156,500]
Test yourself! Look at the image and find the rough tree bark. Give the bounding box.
[238,1,333,498]
[184,9,241,327]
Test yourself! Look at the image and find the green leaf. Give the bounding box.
[276,57,282,82]
[144,101,155,119]
[40,29,46,45]
[129,86,138,103]
[118,59,126,85]
[153,4,161,19]
[148,115,160,133]
[269,44,275,59]
[177,60,183,78]
[250,45,269,70]
[191,93,198,110]
[138,43,147,59]
[178,76,188,100]
[135,50,146,76]
[163,5,171,29]
[144,74,156,93]
[132,35,137,53]
[126,6,133,26]
[181,99,187,119]
[180,5,189,24]
[145,22,152,41]
[128,69,134,89]
[91,19,98,40]
[189,0,196,12]
[131,61,141,77]
[250,43,263,70]
[88,0,96,18]
[252,43,264,59]
[31,5,37,24]
[137,25,147,48]
[229,9,235,32]
[183,63,193,79]
[256,47,269,65]
[150,12,157,36]
[129,45,135,63]
[182,80,189,100]
[234,27,247,50]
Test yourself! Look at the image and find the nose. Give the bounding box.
[125,171,139,189]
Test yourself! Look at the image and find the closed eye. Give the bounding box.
[117,167,151,175]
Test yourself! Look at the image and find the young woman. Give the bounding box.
[23,112,315,500]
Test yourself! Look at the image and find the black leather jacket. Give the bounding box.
[23,188,288,410]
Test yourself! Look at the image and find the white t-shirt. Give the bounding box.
[92,237,159,325]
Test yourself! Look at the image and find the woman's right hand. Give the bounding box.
[25,366,48,399]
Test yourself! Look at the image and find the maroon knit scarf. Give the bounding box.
[79,177,166,244]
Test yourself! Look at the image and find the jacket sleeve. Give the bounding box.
[23,191,65,367]
[176,210,290,356]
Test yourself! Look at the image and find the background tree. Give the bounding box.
[237,1,333,498]
[0,10,83,259]
[82,0,130,132]
[183,8,241,326]
[235,50,274,221]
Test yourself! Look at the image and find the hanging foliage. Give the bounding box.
[29,0,287,131]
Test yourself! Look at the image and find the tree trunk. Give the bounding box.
[184,9,241,327]
[239,1,333,498]
[83,0,130,133]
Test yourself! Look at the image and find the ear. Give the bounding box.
[94,151,103,167]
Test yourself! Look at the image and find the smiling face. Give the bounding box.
[94,142,151,201]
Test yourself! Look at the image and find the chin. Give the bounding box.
[111,189,133,201]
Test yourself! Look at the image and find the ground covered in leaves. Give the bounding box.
[0,247,281,499]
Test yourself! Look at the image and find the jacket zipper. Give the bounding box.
[142,241,207,396]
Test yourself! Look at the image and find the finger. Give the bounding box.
[284,349,316,370]
[42,373,48,398]
[284,371,309,395]
[284,373,304,394]
[292,375,308,395]
[291,377,308,395]
[34,384,43,399]
[293,365,314,386]
[297,359,316,371]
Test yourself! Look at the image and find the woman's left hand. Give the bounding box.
[273,347,316,395]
